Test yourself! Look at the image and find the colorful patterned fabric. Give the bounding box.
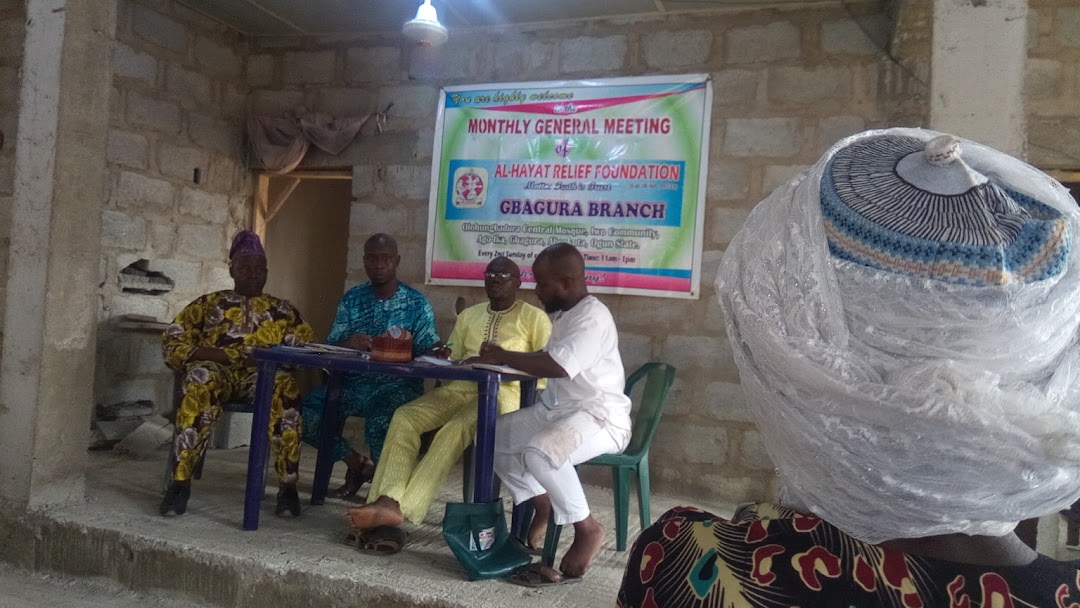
[821,135,1070,286]
[618,504,1078,608]
[367,300,552,523]
[172,363,301,483]
[228,229,265,260]
[302,281,439,462]
[163,290,315,484]
[324,281,439,358]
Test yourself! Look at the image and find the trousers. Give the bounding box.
[171,361,302,485]
[301,376,423,462]
[367,381,521,523]
[493,403,624,525]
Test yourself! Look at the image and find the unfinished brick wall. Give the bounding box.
[887,0,1080,171]
[95,0,251,414]
[247,3,927,503]
[0,0,25,360]
[1027,0,1080,170]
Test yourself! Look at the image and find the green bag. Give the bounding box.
[442,500,532,581]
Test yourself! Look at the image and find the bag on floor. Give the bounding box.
[442,499,532,581]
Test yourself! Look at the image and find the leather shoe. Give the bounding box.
[159,483,191,516]
[331,462,375,499]
[276,486,301,517]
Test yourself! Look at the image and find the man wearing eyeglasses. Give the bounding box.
[342,256,551,548]
[301,233,441,499]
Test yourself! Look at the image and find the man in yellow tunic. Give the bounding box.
[160,230,316,518]
[343,257,551,548]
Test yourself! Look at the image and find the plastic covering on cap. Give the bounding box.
[715,127,1080,543]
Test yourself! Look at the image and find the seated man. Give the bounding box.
[160,230,315,517]
[475,243,631,584]
[301,233,440,498]
[342,257,551,545]
[619,130,1080,607]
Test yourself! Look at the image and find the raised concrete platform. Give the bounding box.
[0,449,729,608]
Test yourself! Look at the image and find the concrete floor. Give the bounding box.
[8,446,1072,607]
[0,563,212,608]
[25,447,733,608]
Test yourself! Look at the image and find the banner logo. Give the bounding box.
[452,167,488,208]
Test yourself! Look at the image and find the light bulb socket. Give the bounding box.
[403,1,448,47]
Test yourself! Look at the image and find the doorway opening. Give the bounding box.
[254,171,351,345]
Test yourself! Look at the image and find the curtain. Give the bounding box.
[247,107,389,174]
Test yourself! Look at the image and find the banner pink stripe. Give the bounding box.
[481,84,706,116]
[431,261,691,293]
[431,261,491,280]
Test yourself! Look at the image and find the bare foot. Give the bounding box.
[344,495,404,532]
[528,494,552,549]
[559,515,605,578]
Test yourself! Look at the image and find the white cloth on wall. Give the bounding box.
[247,110,385,174]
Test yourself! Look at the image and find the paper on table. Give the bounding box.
[470,363,534,376]
[275,343,363,354]
[416,355,457,366]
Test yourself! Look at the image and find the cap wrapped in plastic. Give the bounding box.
[716,127,1080,543]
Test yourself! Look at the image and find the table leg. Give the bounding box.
[473,375,500,503]
[243,360,278,531]
[520,379,537,409]
[508,379,538,538]
[311,371,343,505]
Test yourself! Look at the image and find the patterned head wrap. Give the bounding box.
[229,230,266,261]
[717,128,1080,543]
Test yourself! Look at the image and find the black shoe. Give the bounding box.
[159,483,191,516]
[276,486,301,517]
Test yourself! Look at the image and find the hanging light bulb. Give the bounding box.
[402,0,448,48]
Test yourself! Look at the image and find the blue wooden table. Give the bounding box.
[243,346,537,531]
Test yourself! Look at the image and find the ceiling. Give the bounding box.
[178,0,800,37]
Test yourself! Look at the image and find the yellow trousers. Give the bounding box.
[367,380,520,523]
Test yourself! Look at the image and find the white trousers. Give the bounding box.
[493,404,624,526]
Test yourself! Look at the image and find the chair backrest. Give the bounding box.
[622,362,676,457]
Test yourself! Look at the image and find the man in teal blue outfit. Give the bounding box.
[302,233,440,498]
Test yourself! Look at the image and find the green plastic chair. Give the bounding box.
[541,362,677,566]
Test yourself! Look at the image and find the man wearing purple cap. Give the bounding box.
[160,230,316,517]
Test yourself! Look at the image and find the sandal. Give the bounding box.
[513,537,544,556]
[506,563,581,588]
[275,486,301,517]
[159,483,191,516]
[332,458,375,499]
[345,525,407,556]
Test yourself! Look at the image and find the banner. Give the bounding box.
[425,75,712,299]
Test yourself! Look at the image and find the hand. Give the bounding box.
[344,333,372,351]
[429,344,453,359]
[189,346,231,365]
[475,342,506,364]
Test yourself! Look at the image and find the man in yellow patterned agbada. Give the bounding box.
[160,230,315,518]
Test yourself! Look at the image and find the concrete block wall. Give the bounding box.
[1026,0,1080,169]
[0,0,26,361]
[248,3,927,503]
[887,0,1080,170]
[96,0,251,413]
